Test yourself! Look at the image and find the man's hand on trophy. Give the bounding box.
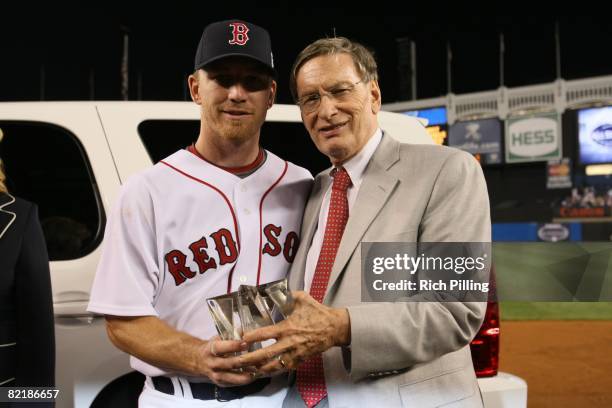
[197,336,255,386]
[237,291,351,374]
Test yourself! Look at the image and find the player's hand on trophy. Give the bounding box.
[237,291,350,374]
[199,336,255,386]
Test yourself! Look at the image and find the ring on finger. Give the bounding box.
[277,355,287,369]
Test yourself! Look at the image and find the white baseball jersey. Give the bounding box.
[88,148,312,377]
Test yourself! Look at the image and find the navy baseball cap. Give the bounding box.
[194,19,275,75]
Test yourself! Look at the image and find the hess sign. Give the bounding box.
[505,113,561,163]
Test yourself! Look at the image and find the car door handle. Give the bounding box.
[54,301,92,317]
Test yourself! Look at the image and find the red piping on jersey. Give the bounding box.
[256,161,289,285]
[160,160,241,293]
[187,144,265,175]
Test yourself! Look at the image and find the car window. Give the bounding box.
[0,121,104,260]
[138,120,329,175]
[137,120,199,164]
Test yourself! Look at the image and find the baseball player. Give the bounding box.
[87,20,312,407]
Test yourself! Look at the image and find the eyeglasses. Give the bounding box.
[296,79,364,113]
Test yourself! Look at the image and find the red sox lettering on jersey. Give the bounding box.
[228,22,250,46]
[164,224,299,287]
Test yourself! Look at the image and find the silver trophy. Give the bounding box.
[260,279,294,319]
[206,278,294,349]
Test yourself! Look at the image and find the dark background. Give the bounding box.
[1,8,611,239]
[2,8,611,103]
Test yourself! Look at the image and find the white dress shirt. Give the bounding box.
[304,128,383,292]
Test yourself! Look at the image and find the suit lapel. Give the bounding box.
[324,134,400,301]
[288,173,332,291]
[0,193,16,240]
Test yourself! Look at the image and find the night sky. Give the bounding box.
[2,8,611,105]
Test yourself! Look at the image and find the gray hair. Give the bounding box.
[290,37,378,101]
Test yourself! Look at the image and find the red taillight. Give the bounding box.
[470,301,500,377]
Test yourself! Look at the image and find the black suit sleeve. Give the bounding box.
[14,204,55,387]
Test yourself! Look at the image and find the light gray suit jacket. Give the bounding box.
[288,133,491,408]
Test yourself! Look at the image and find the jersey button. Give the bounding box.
[241,185,247,192]
[239,275,247,283]
[244,208,251,215]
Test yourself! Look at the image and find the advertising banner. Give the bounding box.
[505,112,562,163]
[578,106,612,164]
[547,158,572,189]
[449,118,502,164]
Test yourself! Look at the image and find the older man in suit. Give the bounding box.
[240,37,491,408]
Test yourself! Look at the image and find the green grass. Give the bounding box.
[492,243,612,318]
[500,301,612,320]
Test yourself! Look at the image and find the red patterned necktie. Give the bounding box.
[297,167,352,408]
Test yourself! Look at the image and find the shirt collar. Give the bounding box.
[331,128,382,186]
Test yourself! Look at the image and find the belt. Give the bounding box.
[151,376,270,401]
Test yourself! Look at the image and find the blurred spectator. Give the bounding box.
[570,187,582,207]
[560,186,612,210]
[580,187,597,207]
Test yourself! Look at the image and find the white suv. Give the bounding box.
[0,102,527,407]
